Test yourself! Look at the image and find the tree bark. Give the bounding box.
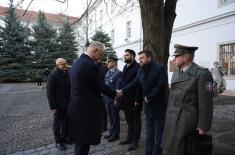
[139,0,177,66]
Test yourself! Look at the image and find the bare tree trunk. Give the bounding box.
[139,0,177,66]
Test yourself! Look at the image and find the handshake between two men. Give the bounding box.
[115,89,142,107]
[116,89,123,97]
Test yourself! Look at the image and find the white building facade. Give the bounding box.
[77,0,235,90]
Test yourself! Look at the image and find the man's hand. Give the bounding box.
[135,102,140,106]
[144,97,149,104]
[196,128,206,135]
[52,109,57,112]
[114,100,120,108]
[116,90,123,97]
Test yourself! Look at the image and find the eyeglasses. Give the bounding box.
[60,63,67,65]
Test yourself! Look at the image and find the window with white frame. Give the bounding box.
[218,0,235,7]
[220,43,235,76]
[100,9,103,23]
[126,21,131,39]
[111,29,114,44]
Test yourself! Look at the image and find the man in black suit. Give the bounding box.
[118,50,168,155]
[68,41,120,155]
[118,49,141,151]
[46,58,70,150]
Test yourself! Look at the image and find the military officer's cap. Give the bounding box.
[107,54,119,61]
[173,44,198,56]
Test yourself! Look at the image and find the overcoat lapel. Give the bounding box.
[171,63,199,84]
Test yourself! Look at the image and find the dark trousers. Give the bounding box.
[53,109,66,143]
[145,117,164,155]
[75,143,90,155]
[106,101,120,137]
[123,107,142,142]
[101,101,107,131]
[37,78,42,86]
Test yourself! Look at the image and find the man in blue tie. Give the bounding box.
[103,54,122,142]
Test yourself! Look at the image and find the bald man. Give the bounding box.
[46,58,71,150]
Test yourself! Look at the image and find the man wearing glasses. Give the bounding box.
[46,58,71,150]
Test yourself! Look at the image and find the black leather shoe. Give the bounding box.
[128,142,139,151]
[104,134,112,139]
[56,143,67,150]
[120,139,132,145]
[108,136,119,142]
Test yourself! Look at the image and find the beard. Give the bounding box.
[124,59,132,64]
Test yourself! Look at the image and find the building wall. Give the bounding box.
[78,0,235,90]
[170,0,235,90]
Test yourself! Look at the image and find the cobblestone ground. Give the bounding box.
[0,83,54,154]
[0,83,234,155]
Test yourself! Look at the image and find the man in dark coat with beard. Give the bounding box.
[46,58,70,150]
[118,50,168,155]
[118,49,142,151]
[68,41,119,155]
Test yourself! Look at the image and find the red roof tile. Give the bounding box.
[0,5,79,24]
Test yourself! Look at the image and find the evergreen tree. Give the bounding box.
[91,30,115,62]
[57,21,78,64]
[31,11,58,71]
[0,0,31,82]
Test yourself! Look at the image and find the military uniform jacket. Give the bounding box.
[161,62,214,155]
[103,68,122,104]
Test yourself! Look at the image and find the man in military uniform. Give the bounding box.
[161,44,214,155]
[103,55,122,142]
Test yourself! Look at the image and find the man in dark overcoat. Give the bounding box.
[68,41,118,155]
[118,49,142,151]
[46,58,70,150]
[118,50,168,155]
[161,44,214,155]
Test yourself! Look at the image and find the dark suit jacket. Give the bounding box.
[46,68,70,110]
[123,61,168,119]
[68,54,116,145]
[119,61,140,110]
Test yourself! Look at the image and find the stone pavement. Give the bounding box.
[0,83,235,155]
